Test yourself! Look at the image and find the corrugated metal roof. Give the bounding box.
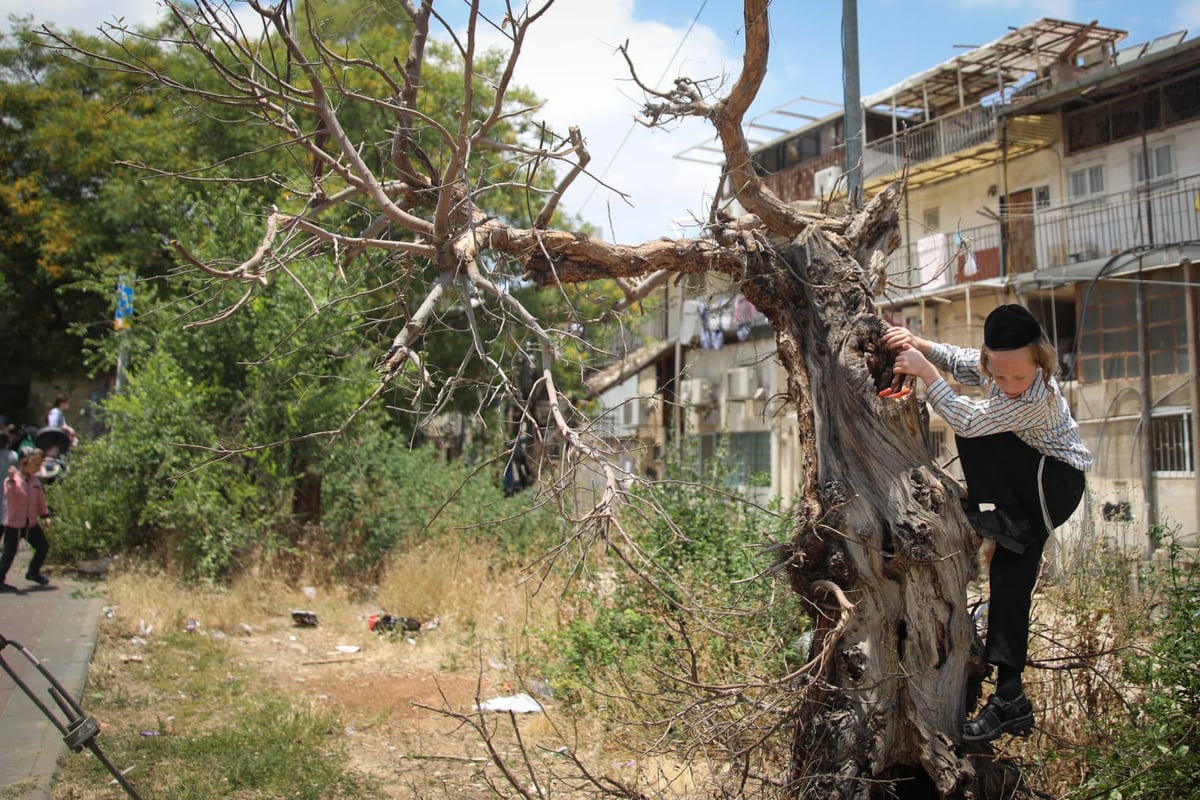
[864,18,1127,113]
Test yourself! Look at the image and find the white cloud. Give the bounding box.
[2,0,164,33]
[470,0,736,242]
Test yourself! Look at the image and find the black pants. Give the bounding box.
[0,524,50,583]
[956,433,1085,672]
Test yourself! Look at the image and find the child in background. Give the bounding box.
[1,446,52,592]
[883,304,1091,743]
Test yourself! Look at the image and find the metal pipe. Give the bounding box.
[1183,258,1200,537]
[842,0,863,207]
[1135,262,1157,557]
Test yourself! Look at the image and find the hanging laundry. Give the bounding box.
[733,295,758,341]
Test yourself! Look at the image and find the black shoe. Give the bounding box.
[25,573,50,586]
[966,509,1034,554]
[962,692,1034,743]
[0,582,17,593]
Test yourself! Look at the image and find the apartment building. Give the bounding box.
[587,18,1200,547]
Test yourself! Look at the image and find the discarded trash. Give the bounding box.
[119,654,144,664]
[368,614,421,633]
[291,610,319,627]
[109,765,136,785]
[183,619,200,633]
[238,623,254,636]
[335,645,361,654]
[139,730,161,737]
[302,586,317,600]
[476,692,543,714]
[129,636,148,647]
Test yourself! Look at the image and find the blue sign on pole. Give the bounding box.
[114,276,134,330]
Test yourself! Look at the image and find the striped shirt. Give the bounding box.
[924,342,1093,472]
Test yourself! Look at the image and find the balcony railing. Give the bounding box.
[864,105,999,182]
[885,172,1200,295]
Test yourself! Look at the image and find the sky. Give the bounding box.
[3,0,1198,243]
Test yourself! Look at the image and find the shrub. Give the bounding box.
[542,442,806,719]
[1068,526,1200,799]
[314,427,560,580]
[49,351,247,570]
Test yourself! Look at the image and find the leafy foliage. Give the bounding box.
[1068,527,1200,799]
[317,426,561,580]
[545,442,805,717]
[0,20,266,383]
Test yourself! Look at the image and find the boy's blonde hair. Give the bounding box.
[980,338,1059,391]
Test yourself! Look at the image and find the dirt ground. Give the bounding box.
[241,624,507,797]
[88,563,695,799]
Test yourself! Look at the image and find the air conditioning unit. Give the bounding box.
[813,165,844,199]
[679,378,713,407]
[724,367,759,401]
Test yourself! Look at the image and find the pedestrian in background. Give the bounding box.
[1,446,52,591]
[46,393,78,446]
[0,422,17,529]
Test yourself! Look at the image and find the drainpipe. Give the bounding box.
[1000,118,1010,278]
[1184,258,1200,537]
[1135,260,1157,557]
[1138,97,1155,245]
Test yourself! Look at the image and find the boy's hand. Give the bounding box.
[894,347,941,385]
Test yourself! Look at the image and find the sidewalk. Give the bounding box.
[1,546,107,800]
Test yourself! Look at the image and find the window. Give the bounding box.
[1077,265,1192,382]
[923,207,940,231]
[1069,164,1105,200]
[1151,409,1194,475]
[1134,142,1174,183]
[697,431,771,487]
[1034,185,1051,209]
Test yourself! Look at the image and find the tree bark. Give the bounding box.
[737,195,990,798]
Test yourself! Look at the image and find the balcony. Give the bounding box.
[863,105,999,185]
[883,172,1200,297]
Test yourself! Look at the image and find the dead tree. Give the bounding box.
[43,0,1010,796]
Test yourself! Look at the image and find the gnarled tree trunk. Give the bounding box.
[738,194,994,798]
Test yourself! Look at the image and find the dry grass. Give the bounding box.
[55,539,682,800]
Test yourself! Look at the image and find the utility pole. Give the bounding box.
[842,0,863,208]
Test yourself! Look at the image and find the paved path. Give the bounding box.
[1,546,106,800]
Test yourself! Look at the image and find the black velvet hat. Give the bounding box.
[984,304,1043,350]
